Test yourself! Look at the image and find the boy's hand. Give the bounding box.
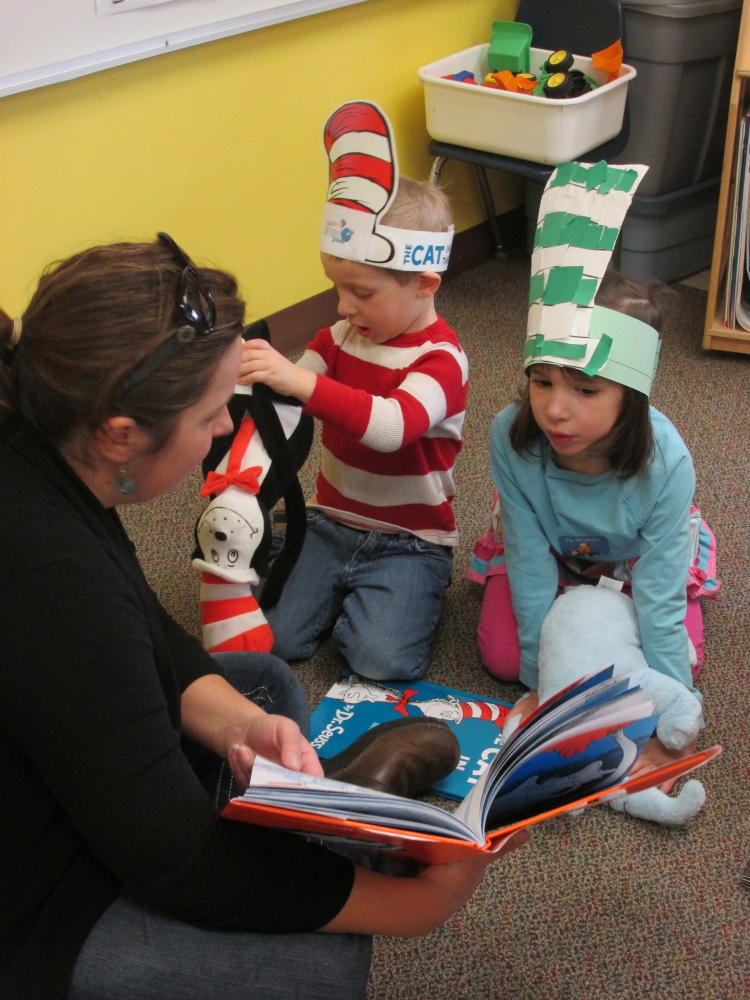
[627,736,698,793]
[239,339,317,403]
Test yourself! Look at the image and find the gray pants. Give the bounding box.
[66,652,372,1000]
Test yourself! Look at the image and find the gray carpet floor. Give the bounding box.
[122,256,750,1000]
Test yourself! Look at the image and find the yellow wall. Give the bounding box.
[0,0,521,321]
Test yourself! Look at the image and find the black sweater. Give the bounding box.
[0,428,354,1000]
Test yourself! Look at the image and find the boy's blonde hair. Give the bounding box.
[323,176,453,285]
[380,177,453,285]
[381,176,453,233]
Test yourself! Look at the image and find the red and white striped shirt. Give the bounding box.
[298,317,468,546]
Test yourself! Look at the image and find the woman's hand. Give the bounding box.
[321,829,530,937]
[238,339,316,402]
[181,674,323,792]
[627,735,698,793]
[225,713,323,791]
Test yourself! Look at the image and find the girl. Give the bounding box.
[469,273,719,730]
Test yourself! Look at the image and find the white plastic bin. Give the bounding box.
[418,44,636,165]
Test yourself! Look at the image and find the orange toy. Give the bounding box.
[482,70,521,92]
[591,39,623,84]
[515,74,538,93]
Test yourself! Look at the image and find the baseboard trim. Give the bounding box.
[265,206,525,355]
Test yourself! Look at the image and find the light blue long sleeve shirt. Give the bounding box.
[490,403,699,699]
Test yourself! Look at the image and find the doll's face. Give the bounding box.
[197,504,260,570]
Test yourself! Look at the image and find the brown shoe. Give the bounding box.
[321,717,460,798]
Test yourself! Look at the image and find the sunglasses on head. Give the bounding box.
[121,232,217,392]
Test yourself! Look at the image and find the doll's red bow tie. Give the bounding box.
[200,417,263,498]
[201,466,262,497]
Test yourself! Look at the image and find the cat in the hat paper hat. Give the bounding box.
[319,100,454,272]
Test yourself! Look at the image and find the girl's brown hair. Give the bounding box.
[0,239,244,451]
[509,272,671,478]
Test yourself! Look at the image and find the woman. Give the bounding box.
[0,235,526,1000]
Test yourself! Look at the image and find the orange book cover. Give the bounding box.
[221,747,720,865]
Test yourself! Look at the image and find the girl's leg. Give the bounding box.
[477,574,521,682]
[684,596,705,678]
[66,892,372,1000]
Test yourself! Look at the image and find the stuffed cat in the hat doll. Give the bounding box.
[192,319,313,653]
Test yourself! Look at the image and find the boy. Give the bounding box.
[239,101,467,681]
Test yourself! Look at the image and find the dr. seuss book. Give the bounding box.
[222,667,720,866]
[309,673,513,801]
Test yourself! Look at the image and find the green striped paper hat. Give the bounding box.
[525,160,660,396]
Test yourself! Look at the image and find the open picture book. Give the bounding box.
[222,666,721,865]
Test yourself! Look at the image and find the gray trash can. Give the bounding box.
[616,176,721,282]
[614,0,742,196]
[524,0,742,282]
[614,0,742,281]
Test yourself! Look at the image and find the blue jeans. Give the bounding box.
[66,652,372,1000]
[266,510,454,680]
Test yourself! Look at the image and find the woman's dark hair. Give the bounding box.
[509,272,671,478]
[0,239,244,451]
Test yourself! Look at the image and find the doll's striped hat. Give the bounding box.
[319,101,453,272]
[525,160,660,396]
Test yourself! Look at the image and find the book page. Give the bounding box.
[244,757,484,844]
[484,714,657,829]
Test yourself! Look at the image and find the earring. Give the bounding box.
[115,468,137,495]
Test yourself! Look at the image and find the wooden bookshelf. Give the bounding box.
[704,0,750,353]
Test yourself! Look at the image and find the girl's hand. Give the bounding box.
[225,714,324,792]
[502,689,539,739]
[627,736,698,793]
[238,339,316,402]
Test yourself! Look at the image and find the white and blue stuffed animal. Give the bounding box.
[534,584,705,827]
